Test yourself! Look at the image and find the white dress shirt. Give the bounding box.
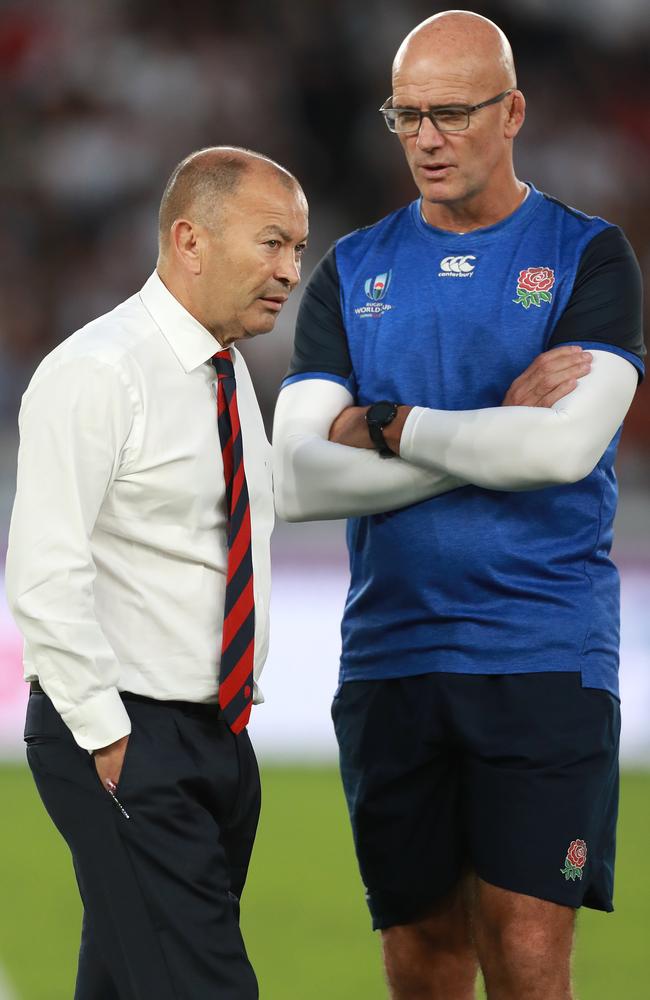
[6,272,274,752]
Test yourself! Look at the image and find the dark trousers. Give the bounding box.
[25,690,261,1000]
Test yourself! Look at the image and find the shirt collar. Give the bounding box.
[417,182,532,236]
[139,270,225,373]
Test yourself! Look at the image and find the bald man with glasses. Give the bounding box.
[273,10,644,1000]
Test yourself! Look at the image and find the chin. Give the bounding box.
[241,320,277,340]
[419,180,459,205]
[250,313,280,335]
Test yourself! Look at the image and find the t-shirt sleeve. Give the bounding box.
[547,225,645,380]
[282,245,352,389]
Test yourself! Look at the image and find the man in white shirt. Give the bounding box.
[6,146,309,999]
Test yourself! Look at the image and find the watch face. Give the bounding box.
[367,401,398,427]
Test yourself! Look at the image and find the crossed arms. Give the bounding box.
[272,347,638,522]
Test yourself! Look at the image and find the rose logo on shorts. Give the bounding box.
[560,839,587,881]
[513,266,555,309]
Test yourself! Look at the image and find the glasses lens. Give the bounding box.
[433,108,471,131]
[383,109,422,133]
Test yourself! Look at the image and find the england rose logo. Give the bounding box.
[560,839,587,881]
[513,266,555,309]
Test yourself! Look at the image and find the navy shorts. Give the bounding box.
[331,672,620,931]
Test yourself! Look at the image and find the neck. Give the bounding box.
[421,177,528,233]
[156,264,227,346]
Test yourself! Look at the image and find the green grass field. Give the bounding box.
[1,765,649,999]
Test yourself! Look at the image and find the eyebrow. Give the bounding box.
[393,100,470,110]
[257,225,304,242]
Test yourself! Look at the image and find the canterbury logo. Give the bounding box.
[439,255,476,274]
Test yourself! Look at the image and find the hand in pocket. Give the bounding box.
[93,734,130,791]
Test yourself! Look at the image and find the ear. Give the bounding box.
[170,219,202,275]
[504,90,526,139]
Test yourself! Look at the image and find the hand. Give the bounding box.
[93,734,129,791]
[502,346,592,407]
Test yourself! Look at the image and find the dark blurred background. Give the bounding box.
[0,0,648,439]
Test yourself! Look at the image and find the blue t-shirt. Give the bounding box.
[283,185,645,697]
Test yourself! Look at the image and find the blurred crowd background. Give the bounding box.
[0,0,648,759]
[0,0,649,447]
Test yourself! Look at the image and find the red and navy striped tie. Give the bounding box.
[212,350,255,734]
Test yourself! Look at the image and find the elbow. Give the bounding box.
[528,446,598,487]
[273,491,303,523]
[271,458,306,523]
[5,582,32,632]
[271,435,340,522]
[3,562,21,622]
[555,461,597,486]
[272,469,331,523]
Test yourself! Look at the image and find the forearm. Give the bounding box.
[8,578,132,752]
[274,434,463,521]
[5,358,134,751]
[272,380,464,521]
[399,351,637,490]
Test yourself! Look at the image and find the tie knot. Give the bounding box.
[212,350,234,380]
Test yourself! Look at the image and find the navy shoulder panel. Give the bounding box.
[285,245,352,382]
[548,225,645,362]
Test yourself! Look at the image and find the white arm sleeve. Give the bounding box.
[400,351,638,490]
[272,379,464,521]
[5,358,134,751]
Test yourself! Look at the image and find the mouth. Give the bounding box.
[418,163,454,177]
[258,295,288,311]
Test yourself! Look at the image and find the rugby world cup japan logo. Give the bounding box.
[355,270,394,318]
[560,839,587,881]
[513,266,555,309]
[365,271,392,301]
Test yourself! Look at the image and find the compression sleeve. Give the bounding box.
[399,350,637,490]
[548,226,645,375]
[272,379,465,521]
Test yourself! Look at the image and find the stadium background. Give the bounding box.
[0,0,648,996]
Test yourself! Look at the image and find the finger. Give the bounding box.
[545,345,588,360]
[514,360,591,405]
[537,350,592,376]
[535,378,579,408]
[517,353,592,393]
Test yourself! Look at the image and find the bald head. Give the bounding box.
[387,10,526,230]
[393,10,516,95]
[158,147,301,258]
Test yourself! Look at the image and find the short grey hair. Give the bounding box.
[158,146,299,251]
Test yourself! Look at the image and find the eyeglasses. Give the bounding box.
[379,89,514,134]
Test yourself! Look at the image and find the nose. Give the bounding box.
[275,249,301,290]
[416,115,446,152]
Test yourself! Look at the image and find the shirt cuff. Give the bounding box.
[61,688,132,753]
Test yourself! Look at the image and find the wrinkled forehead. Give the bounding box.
[226,173,308,231]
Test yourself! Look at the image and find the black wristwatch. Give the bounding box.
[365,400,399,457]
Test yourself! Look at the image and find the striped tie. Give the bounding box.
[212,350,255,734]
